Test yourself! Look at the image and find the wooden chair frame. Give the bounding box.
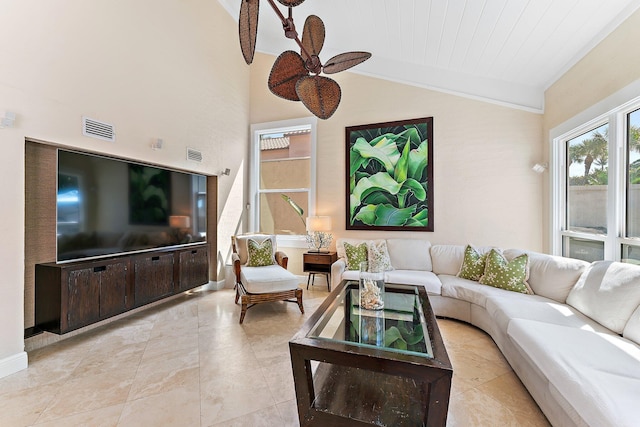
[232,236,304,324]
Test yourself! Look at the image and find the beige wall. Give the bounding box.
[0,0,249,374]
[250,53,544,274]
[544,8,640,132]
[542,8,640,251]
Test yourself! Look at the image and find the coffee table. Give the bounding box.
[289,280,453,427]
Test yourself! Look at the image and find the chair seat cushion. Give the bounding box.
[240,264,300,294]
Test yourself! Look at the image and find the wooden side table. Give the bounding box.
[303,251,338,291]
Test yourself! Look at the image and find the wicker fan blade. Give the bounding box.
[301,15,325,61]
[323,51,372,74]
[295,75,341,120]
[268,51,309,101]
[275,0,306,6]
[239,0,259,65]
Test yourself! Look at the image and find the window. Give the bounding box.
[553,98,640,264]
[563,123,609,262]
[623,108,640,264]
[249,118,317,245]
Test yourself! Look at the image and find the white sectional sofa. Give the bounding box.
[330,238,640,427]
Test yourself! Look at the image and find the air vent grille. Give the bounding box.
[187,148,203,162]
[82,117,115,142]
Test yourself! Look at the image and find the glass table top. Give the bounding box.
[307,281,434,358]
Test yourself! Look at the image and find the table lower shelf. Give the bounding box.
[311,363,429,426]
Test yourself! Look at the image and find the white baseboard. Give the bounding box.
[200,280,225,291]
[0,351,28,379]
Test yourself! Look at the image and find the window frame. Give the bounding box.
[249,117,318,248]
[551,94,640,262]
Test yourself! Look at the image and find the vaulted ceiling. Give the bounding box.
[219,0,640,112]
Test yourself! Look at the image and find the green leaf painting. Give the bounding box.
[346,118,433,231]
[129,165,170,225]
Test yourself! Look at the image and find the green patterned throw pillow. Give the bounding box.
[344,242,368,270]
[479,249,532,294]
[458,245,487,281]
[246,238,275,267]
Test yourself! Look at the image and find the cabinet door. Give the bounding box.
[66,268,100,331]
[134,253,174,306]
[178,248,209,292]
[99,262,128,319]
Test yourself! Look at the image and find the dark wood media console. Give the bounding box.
[35,244,209,334]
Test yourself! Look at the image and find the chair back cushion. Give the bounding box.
[235,234,276,265]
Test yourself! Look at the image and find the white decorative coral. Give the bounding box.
[306,231,333,251]
[360,279,384,310]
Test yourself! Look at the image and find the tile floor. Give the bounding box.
[3,285,550,426]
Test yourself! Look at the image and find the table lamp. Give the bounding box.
[169,215,191,243]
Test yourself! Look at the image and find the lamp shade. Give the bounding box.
[306,216,331,232]
[169,215,191,229]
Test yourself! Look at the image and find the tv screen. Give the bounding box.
[57,149,207,262]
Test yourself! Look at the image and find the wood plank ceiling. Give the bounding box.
[219,0,640,112]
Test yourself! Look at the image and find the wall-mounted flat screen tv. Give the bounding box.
[57,149,207,262]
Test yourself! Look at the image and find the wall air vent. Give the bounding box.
[187,148,203,162]
[82,117,115,142]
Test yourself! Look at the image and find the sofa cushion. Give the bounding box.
[430,245,465,275]
[508,319,640,427]
[385,270,441,295]
[623,305,640,346]
[340,270,441,295]
[367,240,394,271]
[344,241,368,270]
[240,264,299,294]
[440,274,527,307]
[566,261,640,333]
[479,249,532,294]
[341,269,360,283]
[486,295,613,336]
[385,238,432,271]
[457,245,488,281]
[504,249,589,303]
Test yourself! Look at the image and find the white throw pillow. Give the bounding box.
[385,238,432,271]
[566,261,640,333]
[367,240,394,271]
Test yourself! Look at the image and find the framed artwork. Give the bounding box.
[129,164,171,225]
[346,117,433,231]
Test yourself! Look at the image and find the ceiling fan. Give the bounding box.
[239,0,371,119]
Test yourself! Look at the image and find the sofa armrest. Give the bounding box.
[275,251,288,269]
[331,258,347,290]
